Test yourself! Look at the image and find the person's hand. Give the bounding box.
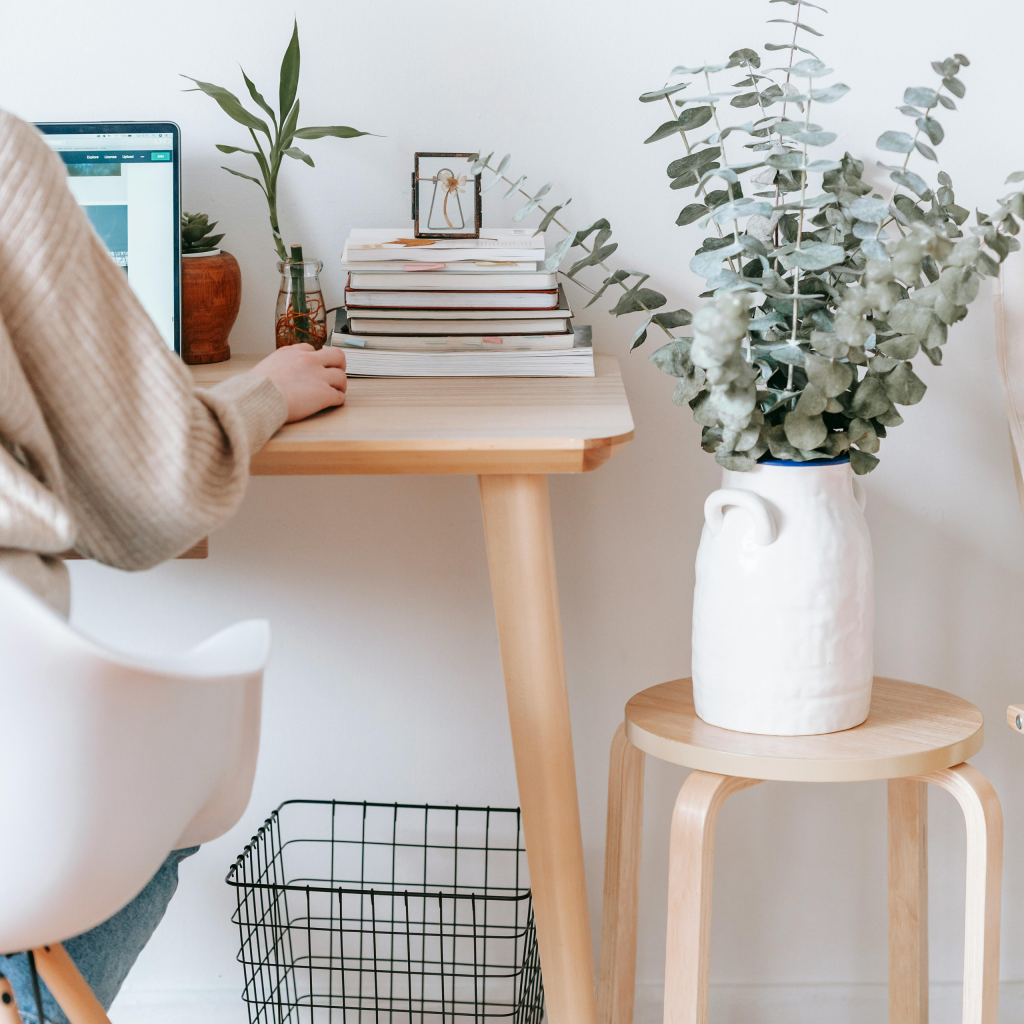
[250,344,348,422]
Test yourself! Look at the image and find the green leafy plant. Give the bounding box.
[180,211,224,254]
[637,2,1024,473]
[183,21,373,261]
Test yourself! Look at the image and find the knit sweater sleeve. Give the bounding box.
[0,111,287,570]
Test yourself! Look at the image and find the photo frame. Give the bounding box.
[411,153,481,239]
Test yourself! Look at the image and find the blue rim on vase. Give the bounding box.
[757,454,851,467]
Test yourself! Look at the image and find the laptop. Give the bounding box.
[36,122,181,354]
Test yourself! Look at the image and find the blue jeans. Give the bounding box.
[2,847,199,1024]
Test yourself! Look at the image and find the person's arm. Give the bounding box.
[0,111,345,570]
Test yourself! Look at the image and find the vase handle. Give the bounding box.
[704,488,777,546]
[852,476,867,511]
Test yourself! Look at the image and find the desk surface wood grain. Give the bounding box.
[190,353,634,475]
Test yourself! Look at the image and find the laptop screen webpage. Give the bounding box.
[41,129,178,350]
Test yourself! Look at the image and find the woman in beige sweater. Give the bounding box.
[0,108,346,1021]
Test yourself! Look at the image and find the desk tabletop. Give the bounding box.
[190,353,634,475]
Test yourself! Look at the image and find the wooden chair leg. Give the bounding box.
[663,771,761,1024]
[918,763,1003,1024]
[30,944,112,1024]
[0,974,24,1024]
[598,724,645,1024]
[889,778,929,1024]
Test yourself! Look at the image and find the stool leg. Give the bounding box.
[598,724,646,1024]
[664,771,761,1024]
[919,764,1003,1024]
[889,778,929,1024]
[30,944,112,1024]
[0,973,24,1024]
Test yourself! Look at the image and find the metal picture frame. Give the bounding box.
[411,152,482,239]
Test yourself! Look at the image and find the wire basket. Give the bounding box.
[227,800,544,1024]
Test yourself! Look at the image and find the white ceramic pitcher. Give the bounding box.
[691,455,874,736]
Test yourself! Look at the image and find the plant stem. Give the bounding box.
[290,243,309,342]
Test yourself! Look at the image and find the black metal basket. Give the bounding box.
[226,800,544,1024]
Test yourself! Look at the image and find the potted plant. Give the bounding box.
[183,20,373,347]
[180,212,240,364]
[633,3,1024,735]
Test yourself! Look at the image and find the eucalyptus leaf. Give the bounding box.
[678,106,714,131]
[535,202,569,235]
[904,87,938,108]
[713,200,772,224]
[850,374,891,419]
[849,448,880,474]
[942,75,966,99]
[639,82,690,102]
[789,59,833,78]
[804,351,854,396]
[883,361,927,405]
[890,168,930,199]
[877,130,915,153]
[860,239,888,259]
[784,411,828,449]
[541,233,573,273]
[644,121,685,144]
[611,286,667,316]
[767,18,824,36]
[652,308,694,329]
[915,140,938,161]
[849,196,888,222]
[502,175,527,199]
[786,241,845,270]
[792,130,837,146]
[566,242,618,279]
[630,316,653,352]
[767,151,805,170]
[677,203,708,226]
[811,83,850,103]
[916,117,944,146]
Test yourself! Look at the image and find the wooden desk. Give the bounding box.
[191,354,634,1024]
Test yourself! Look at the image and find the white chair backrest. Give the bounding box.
[0,570,269,953]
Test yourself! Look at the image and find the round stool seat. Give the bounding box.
[625,677,983,782]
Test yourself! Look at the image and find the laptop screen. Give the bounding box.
[38,124,180,352]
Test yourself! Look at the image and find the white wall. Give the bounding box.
[4,1,1024,1021]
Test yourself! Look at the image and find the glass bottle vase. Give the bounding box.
[275,258,327,349]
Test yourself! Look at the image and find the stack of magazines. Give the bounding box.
[331,229,593,377]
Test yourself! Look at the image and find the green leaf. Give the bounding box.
[877,130,914,153]
[221,165,267,193]
[215,144,259,155]
[279,19,301,123]
[916,117,944,146]
[954,53,970,66]
[470,151,492,175]
[850,374,891,419]
[502,174,527,199]
[181,76,270,136]
[937,94,957,110]
[786,241,845,271]
[639,82,689,102]
[878,335,920,360]
[644,121,684,144]
[789,58,833,77]
[792,130,837,146]
[282,145,314,167]
[293,125,371,139]
[610,286,667,316]
[811,83,850,103]
[279,98,301,148]
[678,106,714,131]
[731,92,762,109]
[241,67,277,125]
[805,352,854,396]
[883,361,927,405]
[535,202,569,234]
[767,18,823,36]
[542,233,574,273]
[795,383,828,416]
[652,308,693,329]
[942,75,965,99]
[573,219,611,247]
[1006,171,1024,184]
[512,183,552,223]
[677,203,708,226]
[494,154,511,176]
[630,315,653,351]
[649,338,693,377]
[904,87,938,108]
[567,242,618,279]
[849,196,888,222]
[784,411,828,449]
[728,47,762,68]
[915,140,938,162]
[668,148,721,178]
[849,448,880,474]
[891,168,930,199]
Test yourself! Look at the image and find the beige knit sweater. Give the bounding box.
[0,110,287,615]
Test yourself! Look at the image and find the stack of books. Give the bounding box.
[330,229,593,377]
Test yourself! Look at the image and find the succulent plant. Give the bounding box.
[181,212,225,254]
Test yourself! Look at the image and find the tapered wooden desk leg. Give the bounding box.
[479,473,597,1024]
[0,973,24,1024]
[919,764,1002,1024]
[663,772,761,1024]
[889,778,929,1024]
[31,944,112,1024]
[598,724,645,1024]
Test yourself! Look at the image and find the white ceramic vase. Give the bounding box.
[691,456,874,736]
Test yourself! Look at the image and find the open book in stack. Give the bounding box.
[330,229,593,377]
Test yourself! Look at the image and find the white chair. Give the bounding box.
[0,570,269,1024]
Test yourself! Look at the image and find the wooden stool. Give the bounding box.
[598,677,1002,1024]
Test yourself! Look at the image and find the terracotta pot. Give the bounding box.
[181,250,241,364]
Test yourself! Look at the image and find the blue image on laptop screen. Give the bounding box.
[42,131,176,349]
